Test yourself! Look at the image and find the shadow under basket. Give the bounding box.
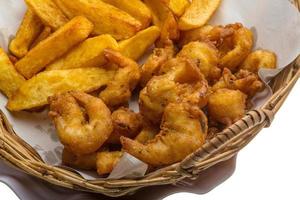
[1,2,300,197]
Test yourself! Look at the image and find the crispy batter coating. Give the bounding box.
[121,103,207,166]
[240,50,277,73]
[62,148,97,170]
[99,49,141,108]
[48,91,113,155]
[208,88,247,126]
[139,57,208,124]
[177,41,221,84]
[107,107,143,144]
[213,68,264,97]
[140,41,175,87]
[96,151,123,175]
[219,25,253,71]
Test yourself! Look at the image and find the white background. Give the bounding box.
[0,81,299,199]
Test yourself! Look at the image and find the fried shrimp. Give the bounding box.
[139,57,208,124]
[48,91,113,155]
[219,25,253,71]
[140,41,175,87]
[107,107,143,144]
[213,68,263,97]
[208,88,247,126]
[121,102,207,166]
[62,148,97,170]
[96,151,123,175]
[240,50,277,73]
[177,41,221,84]
[99,49,141,108]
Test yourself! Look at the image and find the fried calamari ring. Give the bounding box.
[240,50,277,73]
[48,91,113,155]
[99,49,141,108]
[106,107,143,144]
[177,41,221,84]
[208,88,247,126]
[121,103,207,166]
[212,68,264,97]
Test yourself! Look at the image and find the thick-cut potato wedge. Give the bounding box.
[7,68,115,111]
[15,16,94,79]
[0,49,25,98]
[179,0,222,30]
[53,0,142,40]
[46,35,119,70]
[101,0,152,29]
[9,9,44,58]
[30,26,52,48]
[119,26,160,61]
[144,0,169,28]
[25,0,69,30]
[161,0,190,16]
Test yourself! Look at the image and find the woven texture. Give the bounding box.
[0,1,299,197]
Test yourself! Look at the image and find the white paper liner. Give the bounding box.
[0,0,299,180]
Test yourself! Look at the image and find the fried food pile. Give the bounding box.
[0,0,277,176]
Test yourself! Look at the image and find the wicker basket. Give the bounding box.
[0,1,299,197]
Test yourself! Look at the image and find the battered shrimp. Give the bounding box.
[213,68,263,97]
[62,148,97,170]
[99,49,141,108]
[107,107,143,144]
[96,151,123,175]
[140,40,175,87]
[177,41,221,84]
[240,50,277,73]
[48,91,113,155]
[219,25,254,71]
[139,57,208,124]
[208,88,247,126]
[121,103,208,166]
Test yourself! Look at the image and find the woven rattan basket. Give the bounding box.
[0,1,299,197]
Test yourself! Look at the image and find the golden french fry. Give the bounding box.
[9,9,44,58]
[25,0,69,30]
[101,0,152,29]
[161,0,190,16]
[46,35,119,71]
[15,16,94,79]
[119,26,160,61]
[7,68,115,111]
[144,0,169,28]
[30,26,52,49]
[53,0,142,40]
[179,0,222,30]
[0,49,25,98]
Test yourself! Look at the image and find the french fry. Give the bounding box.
[30,26,52,49]
[25,0,69,30]
[119,26,160,61]
[15,16,94,79]
[46,34,119,70]
[7,68,115,111]
[144,0,169,28]
[0,49,25,98]
[9,9,44,58]
[179,0,222,30]
[53,0,142,40]
[161,0,190,16]
[101,0,152,29]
